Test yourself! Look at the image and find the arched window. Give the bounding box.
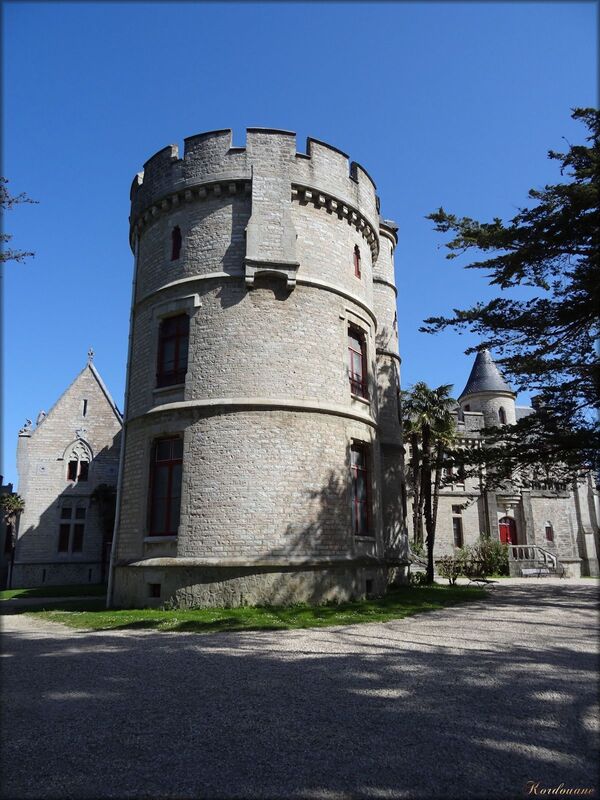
[64,440,92,483]
[353,245,361,278]
[498,407,506,424]
[171,226,182,261]
[545,522,554,542]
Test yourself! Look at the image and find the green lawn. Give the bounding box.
[0,584,107,601]
[19,585,487,634]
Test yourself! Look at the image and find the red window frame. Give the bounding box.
[351,443,372,537]
[148,437,183,536]
[348,327,368,399]
[171,226,182,261]
[353,245,361,278]
[157,314,189,388]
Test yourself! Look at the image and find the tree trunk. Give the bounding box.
[422,425,435,583]
[410,432,421,546]
[432,439,444,535]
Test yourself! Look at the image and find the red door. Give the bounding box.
[499,517,517,545]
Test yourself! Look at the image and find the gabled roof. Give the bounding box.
[88,362,123,424]
[459,350,514,399]
[28,361,122,436]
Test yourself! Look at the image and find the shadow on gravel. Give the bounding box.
[1,583,598,800]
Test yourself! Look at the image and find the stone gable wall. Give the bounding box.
[13,367,121,587]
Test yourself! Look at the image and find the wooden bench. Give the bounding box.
[521,567,551,578]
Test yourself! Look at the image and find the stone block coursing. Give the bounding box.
[113,128,407,608]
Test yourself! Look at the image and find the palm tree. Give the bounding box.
[402,383,455,583]
[0,493,25,588]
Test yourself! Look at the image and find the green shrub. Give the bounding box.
[472,538,509,576]
[438,555,463,585]
[410,570,429,586]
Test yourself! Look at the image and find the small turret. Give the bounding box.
[459,349,516,426]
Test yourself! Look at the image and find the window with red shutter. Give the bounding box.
[149,437,183,536]
[348,327,368,399]
[157,315,189,388]
[351,443,372,537]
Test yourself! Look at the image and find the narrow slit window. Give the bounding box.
[82,399,88,417]
[499,407,506,424]
[171,226,182,261]
[545,522,554,542]
[353,245,361,278]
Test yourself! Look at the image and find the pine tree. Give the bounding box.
[423,108,599,473]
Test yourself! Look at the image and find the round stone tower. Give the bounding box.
[458,349,517,426]
[110,128,406,608]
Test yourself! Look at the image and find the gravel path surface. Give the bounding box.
[1,580,598,799]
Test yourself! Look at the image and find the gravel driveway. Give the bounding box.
[1,579,598,800]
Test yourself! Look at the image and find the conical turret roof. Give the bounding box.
[459,350,514,398]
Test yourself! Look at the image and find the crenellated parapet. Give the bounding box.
[129,129,381,261]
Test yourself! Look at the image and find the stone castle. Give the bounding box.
[109,128,407,607]
[431,350,599,577]
[10,128,599,599]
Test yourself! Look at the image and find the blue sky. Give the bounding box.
[2,1,597,485]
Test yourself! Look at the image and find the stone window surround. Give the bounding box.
[148,435,183,538]
[58,500,88,555]
[150,294,200,399]
[61,439,93,484]
[350,438,374,540]
[340,306,373,407]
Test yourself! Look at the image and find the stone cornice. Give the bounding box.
[119,554,404,569]
[127,396,378,429]
[291,183,379,261]
[134,271,378,326]
[129,177,252,249]
[373,276,397,294]
[129,176,382,261]
[376,348,401,363]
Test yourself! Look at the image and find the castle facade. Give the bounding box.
[431,351,599,577]
[109,129,407,608]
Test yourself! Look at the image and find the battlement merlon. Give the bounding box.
[129,128,381,233]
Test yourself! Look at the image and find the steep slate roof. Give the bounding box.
[459,350,514,398]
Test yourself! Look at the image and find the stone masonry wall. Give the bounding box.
[13,365,121,587]
[113,128,404,607]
